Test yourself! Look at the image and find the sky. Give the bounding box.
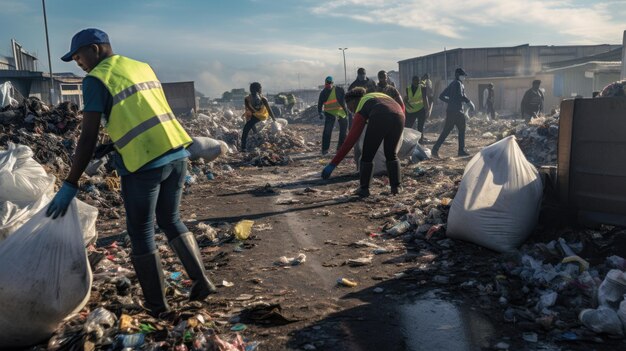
[0,0,625,98]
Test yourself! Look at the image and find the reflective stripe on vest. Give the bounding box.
[355,92,395,114]
[88,55,192,172]
[323,87,347,118]
[406,85,424,113]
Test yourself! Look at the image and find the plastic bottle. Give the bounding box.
[337,278,358,287]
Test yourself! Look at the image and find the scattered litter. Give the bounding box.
[276,253,307,266]
[234,219,255,240]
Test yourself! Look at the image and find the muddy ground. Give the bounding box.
[94,121,625,351]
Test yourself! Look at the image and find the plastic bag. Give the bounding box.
[0,201,95,347]
[354,127,408,175]
[0,81,18,108]
[579,306,624,336]
[598,270,626,309]
[187,137,229,162]
[447,136,543,252]
[0,143,55,240]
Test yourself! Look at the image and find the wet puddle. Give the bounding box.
[398,291,495,351]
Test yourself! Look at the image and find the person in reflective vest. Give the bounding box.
[404,75,430,143]
[286,93,296,114]
[47,28,216,317]
[242,82,276,151]
[321,88,405,197]
[317,76,348,155]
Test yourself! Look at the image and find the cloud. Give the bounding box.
[310,0,626,43]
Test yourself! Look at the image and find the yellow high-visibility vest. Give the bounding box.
[322,87,347,118]
[355,92,396,114]
[88,55,192,172]
[406,85,424,113]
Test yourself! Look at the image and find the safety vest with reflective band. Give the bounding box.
[247,99,270,121]
[323,87,347,118]
[88,55,192,172]
[355,92,396,114]
[287,94,296,105]
[406,85,424,113]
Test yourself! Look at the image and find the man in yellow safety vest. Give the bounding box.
[404,75,430,144]
[47,28,216,317]
[317,76,348,155]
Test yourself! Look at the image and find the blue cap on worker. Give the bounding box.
[61,28,110,62]
[325,76,333,83]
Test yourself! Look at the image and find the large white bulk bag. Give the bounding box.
[447,136,543,252]
[187,137,229,162]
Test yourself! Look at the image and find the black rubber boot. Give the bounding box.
[431,146,440,159]
[130,251,170,317]
[458,149,470,157]
[170,232,217,301]
[386,160,402,195]
[356,161,374,197]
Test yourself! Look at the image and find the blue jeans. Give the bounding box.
[121,158,189,255]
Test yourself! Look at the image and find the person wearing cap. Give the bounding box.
[404,75,429,143]
[47,28,216,317]
[483,83,496,120]
[376,70,405,111]
[241,82,276,152]
[431,68,475,158]
[317,76,348,155]
[521,80,544,120]
[321,87,404,197]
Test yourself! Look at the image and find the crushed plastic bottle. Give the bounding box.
[84,307,117,342]
[386,221,411,235]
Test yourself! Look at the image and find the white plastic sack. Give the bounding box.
[0,143,55,240]
[598,270,626,309]
[187,137,229,162]
[355,127,426,175]
[579,307,624,336]
[0,81,17,107]
[275,118,288,127]
[447,136,543,252]
[0,201,95,347]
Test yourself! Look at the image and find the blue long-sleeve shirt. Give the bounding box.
[439,79,471,113]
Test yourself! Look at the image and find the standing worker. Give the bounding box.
[348,67,377,92]
[521,80,544,120]
[47,29,216,317]
[241,82,276,152]
[404,75,429,144]
[376,70,405,111]
[321,88,404,197]
[286,93,296,114]
[483,83,496,120]
[431,68,475,158]
[318,76,348,155]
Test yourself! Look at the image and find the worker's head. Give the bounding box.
[325,76,333,88]
[250,82,262,95]
[412,76,420,86]
[488,83,494,88]
[455,68,467,81]
[62,28,113,73]
[422,73,429,80]
[532,80,541,89]
[357,68,366,80]
[344,87,366,113]
[378,70,388,83]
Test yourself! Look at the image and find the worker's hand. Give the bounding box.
[321,164,336,180]
[319,112,325,120]
[46,181,78,219]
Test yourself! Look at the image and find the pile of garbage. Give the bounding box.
[509,114,560,165]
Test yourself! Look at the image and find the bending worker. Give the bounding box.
[321,88,404,197]
[47,29,216,317]
[317,76,348,155]
[404,75,429,144]
[242,82,276,152]
[431,68,475,158]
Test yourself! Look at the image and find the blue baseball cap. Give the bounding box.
[61,28,110,62]
[325,76,333,83]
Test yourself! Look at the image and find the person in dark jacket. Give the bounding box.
[404,75,430,143]
[321,88,404,197]
[431,68,475,158]
[521,80,544,120]
[376,70,405,111]
[317,76,348,154]
[483,83,495,120]
[348,67,377,93]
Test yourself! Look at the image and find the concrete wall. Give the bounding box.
[162,81,197,115]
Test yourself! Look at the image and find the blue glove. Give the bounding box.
[321,164,336,180]
[319,112,325,120]
[46,181,79,219]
